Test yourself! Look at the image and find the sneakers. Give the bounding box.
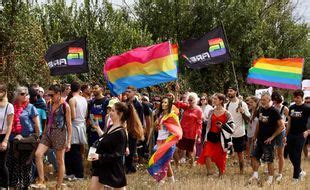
[248,176,260,185]
[179,157,186,164]
[167,176,175,183]
[30,180,46,188]
[292,178,299,184]
[275,174,283,182]
[299,170,306,181]
[266,177,273,185]
[64,174,74,180]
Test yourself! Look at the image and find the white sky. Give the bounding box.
[35,0,310,23]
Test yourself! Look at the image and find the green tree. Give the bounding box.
[135,0,309,96]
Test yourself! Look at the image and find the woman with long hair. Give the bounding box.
[88,102,143,190]
[32,84,72,189]
[7,86,40,189]
[246,96,259,166]
[0,84,14,189]
[147,97,182,183]
[198,93,235,176]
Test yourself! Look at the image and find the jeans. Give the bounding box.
[287,133,306,179]
[0,135,9,188]
[65,144,84,178]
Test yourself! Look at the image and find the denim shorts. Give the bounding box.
[274,130,286,148]
[252,140,275,163]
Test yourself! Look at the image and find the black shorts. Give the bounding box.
[252,141,275,163]
[232,136,246,153]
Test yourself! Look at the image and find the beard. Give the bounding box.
[227,94,234,99]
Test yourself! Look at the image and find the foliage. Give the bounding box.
[135,0,309,96]
[0,0,309,98]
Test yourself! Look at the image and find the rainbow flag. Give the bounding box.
[104,42,178,95]
[147,112,182,182]
[247,58,304,90]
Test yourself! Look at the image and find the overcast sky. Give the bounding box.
[36,0,310,23]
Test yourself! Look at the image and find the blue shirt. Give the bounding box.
[37,108,47,135]
[20,103,38,137]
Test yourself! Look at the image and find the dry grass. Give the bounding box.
[42,156,310,190]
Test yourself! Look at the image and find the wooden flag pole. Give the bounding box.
[221,22,240,95]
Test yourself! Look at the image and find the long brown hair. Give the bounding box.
[249,96,259,122]
[0,84,8,107]
[114,102,144,140]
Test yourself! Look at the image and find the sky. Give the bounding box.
[36,0,310,23]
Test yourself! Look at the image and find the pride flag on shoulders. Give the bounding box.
[247,58,304,90]
[147,112,182,182]
[104,42,178,95]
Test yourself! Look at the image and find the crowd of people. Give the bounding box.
[0,82,309,190]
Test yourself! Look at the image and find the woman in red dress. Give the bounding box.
[198,93,234,176]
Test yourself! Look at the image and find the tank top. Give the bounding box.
[72,96,88,127]
[210,113,227,133]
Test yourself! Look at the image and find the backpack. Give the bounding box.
[226,100,250,124]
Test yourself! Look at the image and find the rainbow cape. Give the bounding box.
[104,42,178,95]
[147,112,182,182]
[247,58,304,90]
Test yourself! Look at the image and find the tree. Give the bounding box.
[135,0,309,96]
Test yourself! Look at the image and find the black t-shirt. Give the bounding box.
[257,106,282,142]
[289,104,310,135]
[88,97,109,129]
[142,103,152,117]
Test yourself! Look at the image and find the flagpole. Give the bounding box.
[221,22,240,95]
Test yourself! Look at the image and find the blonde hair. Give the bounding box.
[14,86,29,101]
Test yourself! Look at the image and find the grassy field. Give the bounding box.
[43,156,310,190]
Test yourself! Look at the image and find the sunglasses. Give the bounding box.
[188,99,193,102]
[201,98,206,100]
[48,94,54,97]
[126,91,132,93]
[20,93,27,96]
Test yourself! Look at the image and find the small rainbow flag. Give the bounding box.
[147,112,182,182]
[247,58,304,90]
[104,42,178,95]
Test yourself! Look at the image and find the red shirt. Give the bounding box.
[175,101,202,139]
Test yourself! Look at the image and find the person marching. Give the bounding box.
[147,97,182,183]
[249,92,285,185]
[198,93,235,176]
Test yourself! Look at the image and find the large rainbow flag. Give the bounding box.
[147,112,182,182]
[104,42,178,95]
[247,58,304,90]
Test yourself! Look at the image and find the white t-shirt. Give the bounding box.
[201,104,213,121]
[0,103,14,134]
[226,100,251,138]
[157,125,170,140]
[247,118,258,138]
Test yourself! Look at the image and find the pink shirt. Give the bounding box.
[175,101,202,139]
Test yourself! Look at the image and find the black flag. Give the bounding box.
[181,25,231,69]
[44,37,89,76]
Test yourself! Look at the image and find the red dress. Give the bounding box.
[198,113,227,174]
